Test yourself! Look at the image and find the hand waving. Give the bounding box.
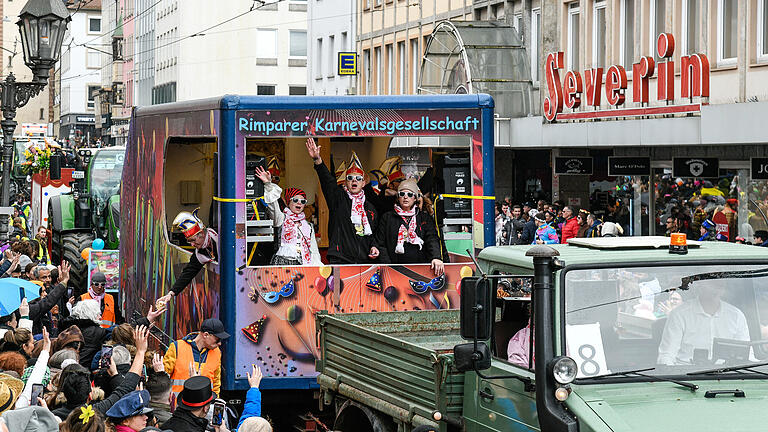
[133,325,150,353]
[305,137,322,163]
[58,261,71,285]
[254,165,272,184]
[247,364,263,389]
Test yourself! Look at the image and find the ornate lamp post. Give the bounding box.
[0,0,69,240]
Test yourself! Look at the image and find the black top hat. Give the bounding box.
[178,376,217,408]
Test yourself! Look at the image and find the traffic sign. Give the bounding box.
[338,52,357,75]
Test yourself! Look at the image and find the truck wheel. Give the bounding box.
[61,232,95,293]
[334,400,395,432]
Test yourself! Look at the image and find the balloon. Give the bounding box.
[455,280,461,295]
[459,266,473,279]
[314,277,328,296]
[286,305,303,323]
[327,275,334,292]
[383,286,399,303]
[81,247,92,260]
[92,238,105,250]
[319,266,332,278]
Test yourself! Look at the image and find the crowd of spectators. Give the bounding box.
[0,194,271,431]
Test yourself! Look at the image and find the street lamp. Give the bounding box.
[0,0,69,240]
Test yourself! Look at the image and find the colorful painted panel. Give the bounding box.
[234,263,475,379]
[88,250,120,291]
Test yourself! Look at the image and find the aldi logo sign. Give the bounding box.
[338,52,357,75]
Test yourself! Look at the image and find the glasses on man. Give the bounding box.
[290,197,307,205]
[346,175,363,182]
[398,191,415,198]
[92,282,105,287]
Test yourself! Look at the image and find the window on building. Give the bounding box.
[759,0,768,60]
[650,0,665,59]
[256,29,277,58]
[62,47,70,72]
[328,35,335,76]
[316,38,323,78]
[86,48,100,68]
[363,49,371,94]
[718,0,737,64]
[386,44,393,94]
[375,46,381,94]
[289,86,306,95]
[620,0,634,69]
[290,30,307,57]
[513,14,522,42]
[567,4,579,72]
[593,1,606,68]
[88,17,101,33]
[375,0,382,6]
[257,85,276,95]
[682,0,700,55]
[39,108,44,121]
[87,85,99,110]
[398,41,406,94]
[341,31,348,51]
[531,8,541,83]
[411,38,419,93]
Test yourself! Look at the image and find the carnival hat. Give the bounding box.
[173,208,205,239]
[335,161,347,185]
[345,151,365,177]
[178,376,217,409]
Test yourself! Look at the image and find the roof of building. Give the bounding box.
[67,0,102,11]
[477,236,768,270]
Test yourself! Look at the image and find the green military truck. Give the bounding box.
[316,237,768,431]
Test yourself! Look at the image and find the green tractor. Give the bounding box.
[48,147,125,290]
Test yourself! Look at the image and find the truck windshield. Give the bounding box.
[90,149,125,210]
[564,264,768,381]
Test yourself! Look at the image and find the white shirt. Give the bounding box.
[657,298,750,365]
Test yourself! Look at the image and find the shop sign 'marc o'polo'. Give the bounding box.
[544,33,710,122]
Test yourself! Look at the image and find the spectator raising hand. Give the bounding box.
[247,364,263,389]
[58,260,71,285]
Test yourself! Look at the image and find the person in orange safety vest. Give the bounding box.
[79,271,120,328]
[164,318,229,399]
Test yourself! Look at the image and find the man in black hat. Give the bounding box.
[161,376,227,432]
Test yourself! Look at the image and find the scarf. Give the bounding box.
[346,189,372,236]
[115,426,137,432]
[281,208,312,264]
[194,228,219,264]
[394,205,423,254]
[87,285,105,304]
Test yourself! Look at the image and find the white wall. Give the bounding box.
[156,0,308,100]
[307,0,356,95]
[59,12,102,115]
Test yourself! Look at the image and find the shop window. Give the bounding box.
[620,0,634,69]
[683,0,700,55]
[717,0,737,65]
[256,29,277,58]
[257,85,276,95]
[592,1,606,69]
[531,8,541,83]
[567,4,580,72]
[290,30,307,57]
[758,0,768,61]
[650,0,665,59]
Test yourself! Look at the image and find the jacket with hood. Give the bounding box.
[58,318,110,369]
[561,217,580,243]
[161,406,209,432]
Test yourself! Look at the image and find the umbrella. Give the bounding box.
[0,278,42,317]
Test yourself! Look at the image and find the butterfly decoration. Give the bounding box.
[263,279,296,304]
[409,274,446,294]
[366,268,382,292]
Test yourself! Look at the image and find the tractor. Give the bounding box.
[48,147,124,290]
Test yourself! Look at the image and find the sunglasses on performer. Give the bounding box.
[398,191,415,198]
[290,197,307,204]
[346,175,363,182]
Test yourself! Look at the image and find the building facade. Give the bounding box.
[54,0,102,143]
[307,0,357,95]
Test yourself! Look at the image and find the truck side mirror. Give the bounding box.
[49,153,62,180]
[453,342,491,371]
[460,277,493,340]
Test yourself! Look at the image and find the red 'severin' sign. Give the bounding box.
[544,33,710,122]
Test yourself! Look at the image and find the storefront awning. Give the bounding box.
[419,21,533,119]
